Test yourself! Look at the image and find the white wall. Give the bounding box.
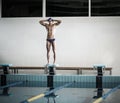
[0,3,120,75]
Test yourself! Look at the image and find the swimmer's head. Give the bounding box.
[47,18,53,22]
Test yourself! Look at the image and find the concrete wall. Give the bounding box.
[0,1,120,75]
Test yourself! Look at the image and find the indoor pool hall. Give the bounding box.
[1,0,120,103]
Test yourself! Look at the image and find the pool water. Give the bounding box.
[0,87,97,103]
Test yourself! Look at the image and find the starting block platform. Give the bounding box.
[0,74,120,88]
[0,64,12,67]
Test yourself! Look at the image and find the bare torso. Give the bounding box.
[45,24,55,39]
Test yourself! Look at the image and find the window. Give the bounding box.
[2,0,120,17]
[46,0,88,17]
[2,0,42,17]
[91,0,120,16]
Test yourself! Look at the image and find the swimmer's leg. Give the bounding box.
[52,41,56,64]
[46,41,51,64]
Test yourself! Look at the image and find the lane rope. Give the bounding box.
[0,81,23,89]
[93,84,120,103]
[21,81,75,103]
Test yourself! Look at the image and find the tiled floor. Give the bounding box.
[0,87,120,103]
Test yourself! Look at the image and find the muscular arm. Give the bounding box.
[39,20,48,26]
[53,20,61,26]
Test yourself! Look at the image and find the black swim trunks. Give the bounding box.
[47,38,55,43]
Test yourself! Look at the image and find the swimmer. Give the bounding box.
[39,18,61,64]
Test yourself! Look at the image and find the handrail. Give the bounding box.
[0,66,112,75]
[0,66,112,70]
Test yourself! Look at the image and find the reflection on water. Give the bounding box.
[0,87,120,103]
[0,87,95,103]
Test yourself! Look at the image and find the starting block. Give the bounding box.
[0,64,12,67]
[44,64,58,74]
[45,64,59,68]
[0,64,13,96]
